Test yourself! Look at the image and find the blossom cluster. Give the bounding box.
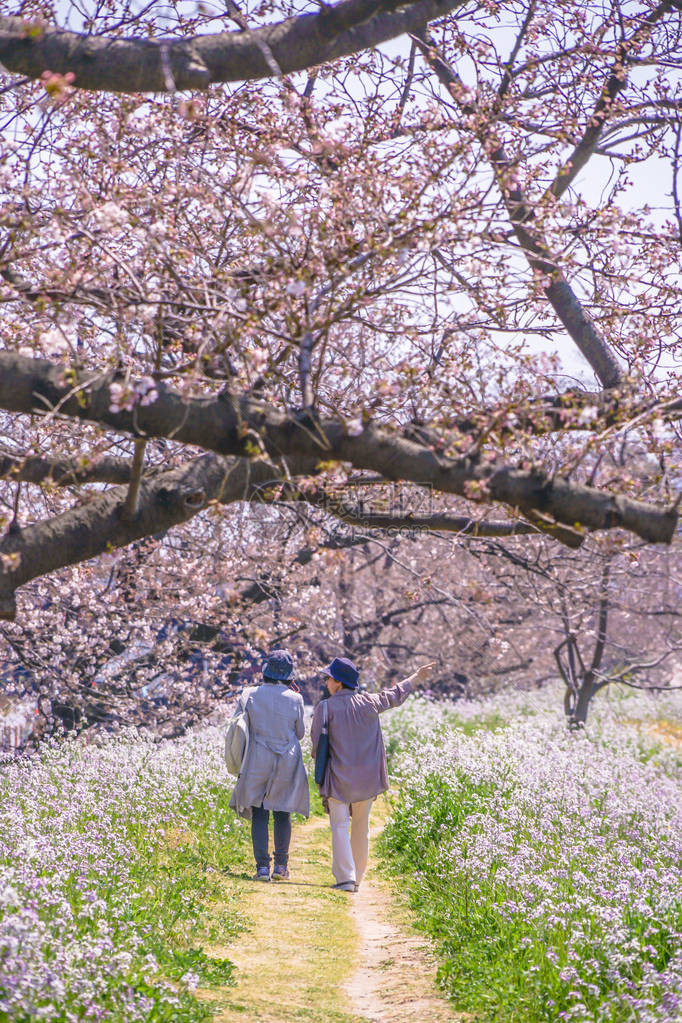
[381,685,682,1022]
[0,723,237,1020]
[108,377,159,414]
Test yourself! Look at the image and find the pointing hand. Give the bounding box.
[411,661,437,685]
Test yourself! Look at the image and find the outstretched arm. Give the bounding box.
[367,662,436,712]
[402,662,437,688]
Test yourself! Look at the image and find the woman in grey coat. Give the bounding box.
[229,649,309,881]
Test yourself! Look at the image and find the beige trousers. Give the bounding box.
[327,797,374,884]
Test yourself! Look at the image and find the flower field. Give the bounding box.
[380,686,682,1022]
[2,685,681,1022]
[0,725,251,1021]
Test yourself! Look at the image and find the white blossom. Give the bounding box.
[39,328,69,357]
[323,116,355,142]
[91,201,129,231]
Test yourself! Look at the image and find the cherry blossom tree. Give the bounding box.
[0,0,681,729]
[466,534,682,724]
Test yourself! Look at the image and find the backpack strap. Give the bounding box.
[238,685,256,709]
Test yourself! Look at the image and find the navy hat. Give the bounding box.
[262,649,295,681]
[322,657,359,689]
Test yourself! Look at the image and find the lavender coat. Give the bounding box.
[229,682,309,819]
[310,679,412,803]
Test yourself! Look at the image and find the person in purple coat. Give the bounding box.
[311,657,434,892]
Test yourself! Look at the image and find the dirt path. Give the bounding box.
[345,806,465,1023]
[197,800,461,1023]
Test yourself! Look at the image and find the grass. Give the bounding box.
[377,699,682,1023]
[1,727,358,1022]
[109,782,254,1021]
[197,815,365,1023]
[0,735,256,1022]
[142,765,335,1020]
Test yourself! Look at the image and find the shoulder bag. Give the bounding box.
[224,687,254,776]
[314,699,330,786]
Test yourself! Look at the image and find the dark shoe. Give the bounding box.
[272,864,290,880]
[332,880,356,892]
[253,867,270,882]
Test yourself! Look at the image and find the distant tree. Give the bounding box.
[0,507,367,739]
[2,477,679,741]
[467,534,682,724]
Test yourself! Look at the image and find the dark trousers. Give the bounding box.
[251,804,292,868]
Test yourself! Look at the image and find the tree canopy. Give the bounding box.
[0,0,680,632]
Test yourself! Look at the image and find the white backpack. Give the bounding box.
[224,687,255,775]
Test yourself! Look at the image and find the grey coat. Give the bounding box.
[229,682,309,819]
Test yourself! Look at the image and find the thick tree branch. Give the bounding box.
[122,438,147,522]
[589,558,611,677]
[0,453,278,620]
[295,486,584,545]
[0,353,677,544]
[0,0,467,94]
[0,451,134,486]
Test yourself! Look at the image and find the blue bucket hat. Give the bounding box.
[262,649,295,681]
[322,657,359,689]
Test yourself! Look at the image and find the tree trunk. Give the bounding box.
[572,679,595,727]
